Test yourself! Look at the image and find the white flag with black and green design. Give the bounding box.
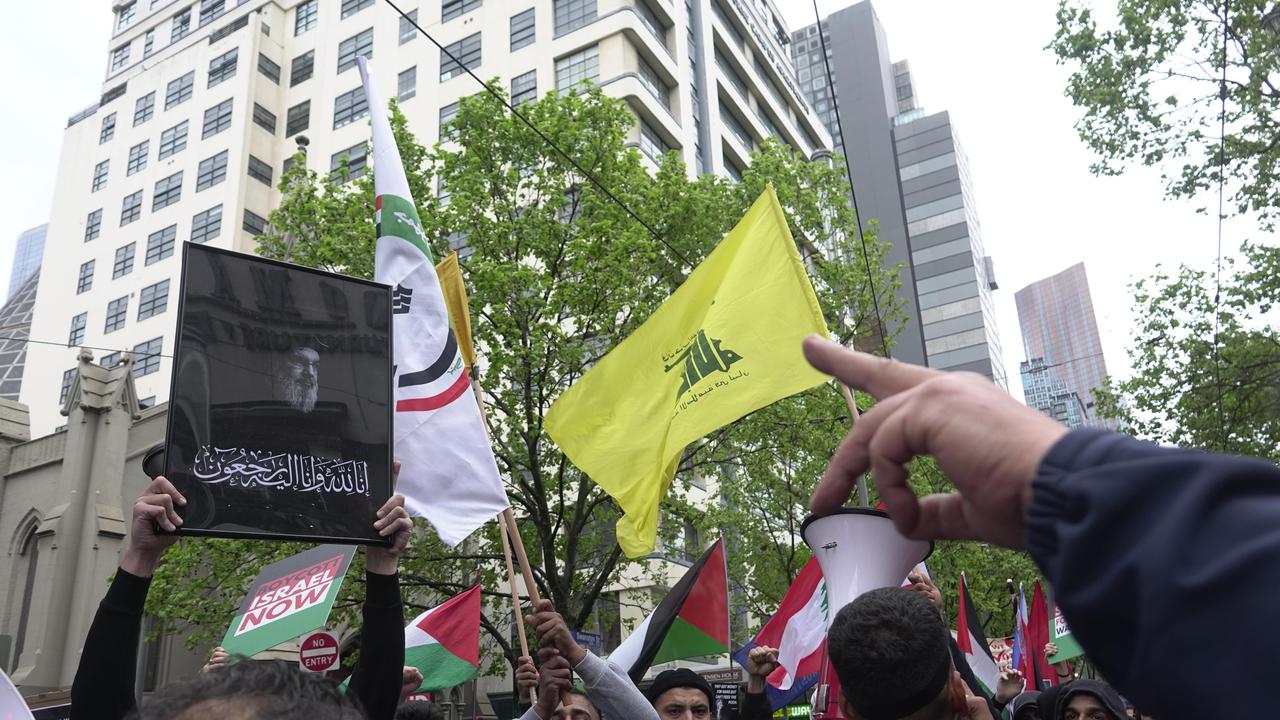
[358,57,509,545]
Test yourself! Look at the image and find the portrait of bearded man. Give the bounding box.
[274,345,321,413]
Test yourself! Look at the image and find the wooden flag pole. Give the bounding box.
[838,382,870,507]
[499,513,537,706]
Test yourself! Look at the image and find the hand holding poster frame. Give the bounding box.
[164,243,393,544]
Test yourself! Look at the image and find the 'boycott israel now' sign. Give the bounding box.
[220,545,357,658]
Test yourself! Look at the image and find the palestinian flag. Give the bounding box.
[956,573,1000,696]
[609,539,728,682]
[405,585,482,690]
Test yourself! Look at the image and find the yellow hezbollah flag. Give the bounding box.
[545,186,830,558]
[435,251,477,367]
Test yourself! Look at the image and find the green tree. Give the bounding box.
[1096,241,1280,460]
[146,85,903,670]
[1049,0,1280,227]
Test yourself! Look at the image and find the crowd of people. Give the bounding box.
[64,336,1278,718]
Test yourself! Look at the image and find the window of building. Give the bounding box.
[145,225,176,265]
[721,106,753,148]
[133,92,155,125]
[138,280,169,320]
[152,171,182,210]
[158,121,188,159]
[117,1,136,29]
[333,87,367,128]
[290,50,314,86]
[139,395,156,408]
[442,0,480,22]
[398,66,417,100]
[554,0,596,35]
[510,8,535,51]
[68,312,87,347]
[637,54,670,108]
[337,28,373,73]
[635,0,667,48]
[242,209,267,235]
[510,69,536,105]
[439,101,459,141]
[92,160,109,192]
[111,44,130,71]
[132,337,163,377]
[105,296,129,332]
[295,0,317,34]
[286,101,310,137]
[198,0,226,27]
[100,351,122,368]
[99,112,116,144]
[113,243,135,278]
[191,205,222,243]
[77,260,95,294]
[85,209,102,242]
[555,45,598,91]
[143,28,155,57]
[248,155,273,185]
[120,190,143,225]
[61,368,75,403]
[252,103,276,134]
[329,143,368,181]
[202,98,233,138]
[638,117,669,161]
[127,141,148,175]
[440,32,481,81]
[341,0,373,18]
[165,71,193,109]
[196,150,228,191]
[399,8,417,43]
[208,48,238,87]
[257,53,280,84]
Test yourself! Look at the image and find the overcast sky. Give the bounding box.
[0,1,1263,400]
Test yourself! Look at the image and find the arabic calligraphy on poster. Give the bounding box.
[193,446,371,496]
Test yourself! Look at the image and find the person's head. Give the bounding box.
[1058,680,1126,720]
[549,688,601,720]
[1010,690,1042,720]
[136,658,362,720]
[394,700,443,720]
[277,345,320,412]
[646,669,715,720]
[827,587,966,720]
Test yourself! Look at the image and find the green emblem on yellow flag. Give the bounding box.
[545,186,831,558]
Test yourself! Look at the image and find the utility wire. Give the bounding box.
[811,0,891,359]
[383,0,691,268]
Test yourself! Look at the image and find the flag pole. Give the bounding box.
[498,507,537,706]
[837,382,870,507]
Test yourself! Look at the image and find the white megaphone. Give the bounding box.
[802,508,932,719]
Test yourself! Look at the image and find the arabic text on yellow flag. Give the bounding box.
[544,186,830,558]
[435,251,477,367]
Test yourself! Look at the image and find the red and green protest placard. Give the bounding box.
[220,544,356,658]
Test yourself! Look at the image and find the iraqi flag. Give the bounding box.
[357,57,510,545]
[956,573,1000,696]
[405,586,482,690]
[609,539,728,682]
[733,557,827,711]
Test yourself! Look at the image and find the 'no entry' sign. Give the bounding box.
[299,630,340,673]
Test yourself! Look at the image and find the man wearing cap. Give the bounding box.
[646,668,716,720]
[827,587,992,719]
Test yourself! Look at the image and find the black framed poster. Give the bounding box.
[164,243,393,544]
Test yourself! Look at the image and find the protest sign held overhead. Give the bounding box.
[546,187,830,557]
[220,544,356,658]
[298,630,340,673]
[164,243,394,544]
[358,57,509,546]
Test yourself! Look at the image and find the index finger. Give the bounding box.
[802,336,937,400]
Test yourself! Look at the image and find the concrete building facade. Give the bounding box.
[791,1,1007,387]
[1020,357,1088,429]
[1015,262,1114,427]
[8,226,46,302]
[23,0,831,437]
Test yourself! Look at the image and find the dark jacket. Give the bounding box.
[1026,429,1280,718]
[70,568,404,720]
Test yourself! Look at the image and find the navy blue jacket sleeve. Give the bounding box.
[70,568,149,720]
[347,571,405,720]
[1025,429,1280,719]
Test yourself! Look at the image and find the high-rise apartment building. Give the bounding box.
[1021,357,1088,429]
[8,225,46,301]
[792,1,1007,387]
[24,0,830,436]
[1015,262,1114,427]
